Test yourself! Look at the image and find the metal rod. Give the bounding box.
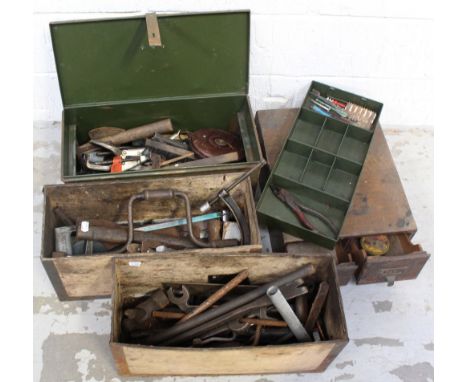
[178,269,249,323]
[266,285,311,342]
[200,159,266,212]
[135,212,222,232]
[147,264,315,344]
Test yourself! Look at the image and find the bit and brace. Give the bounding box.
[118,189,239,253]
[199,160,266,245]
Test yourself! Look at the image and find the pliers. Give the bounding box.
[270,185,339,236]
[82,140,151,173]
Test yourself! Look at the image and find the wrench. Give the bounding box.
[167,285,196,313]
[148,264,315,345]
[158,280,308,346]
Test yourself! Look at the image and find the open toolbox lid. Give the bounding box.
[50,11,250,107]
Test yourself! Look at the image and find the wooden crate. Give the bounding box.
[255,108,429,286]
[41,172,262,300]
[110,252,348,376]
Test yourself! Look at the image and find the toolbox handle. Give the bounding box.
[145,13,162,47]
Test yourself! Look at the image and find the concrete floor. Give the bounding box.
[33,121,433,382]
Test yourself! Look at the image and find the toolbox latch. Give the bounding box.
[145,13,162,47]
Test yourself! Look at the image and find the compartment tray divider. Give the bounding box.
[273,173,350,206]
[321,124,349,191]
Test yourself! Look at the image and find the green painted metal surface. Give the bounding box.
[50,11,262,182]
[257,82,383,249]
[61,95,261,181]
[51,12,250,106]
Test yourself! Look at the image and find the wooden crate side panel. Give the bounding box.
[41,258,70,301]
[53,245,262,299]
[44,173,250,225]
[110,343,130,375]
[53,255,114,298]
[120,342,340,376]
[114,253,328,300]
[337,263,359,286]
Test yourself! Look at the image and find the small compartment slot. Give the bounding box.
[385,233,423,257]
[315,119,347,154]
[263,178,347,240]
[338,125,372,164]
[323,158,361,201]
[290,109,326,146]
[300,150,335,189]
[272,173,349,210]
[275,147,310,182]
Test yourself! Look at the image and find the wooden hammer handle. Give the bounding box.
[77,119,173,156]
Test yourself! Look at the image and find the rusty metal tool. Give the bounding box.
[145,138,194,159]
[146,264,315,345]
[174,152,240,168]
[167,285,196,313]
[152,312,288,328]
[266,285,311,342]
[134,211,223,233]
[84,141,151,172]
[76,220,196,250]
[200,160,265,212]
[270,185,339,236]
[54,226,75,256]
[152,311,185,319]
[148,132,190,151]
[158,280,308,346]
[124,289,170,323]
[295,295,309,324]
[177,269,249,323]
[304,281,329,334]
[77,119,173,156]
[199,160,266,245]
[119,190,238,252]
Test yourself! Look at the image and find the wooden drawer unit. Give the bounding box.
[255,108,430,286]
[110,252,348,376]
[339,234,429,286]
[41,173,261,300]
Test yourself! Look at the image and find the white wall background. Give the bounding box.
[33,0,433,127]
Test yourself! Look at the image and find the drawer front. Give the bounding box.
[356,251,429,285]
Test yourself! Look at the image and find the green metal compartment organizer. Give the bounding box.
[50,11,262,182]
[257,82,383,249]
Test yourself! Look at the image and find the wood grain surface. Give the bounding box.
[255,108,417,237]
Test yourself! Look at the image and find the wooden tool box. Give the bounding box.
[255,107,429,286]
[110,252,348,376]
[41,173,262,300]
[50,11,262,183]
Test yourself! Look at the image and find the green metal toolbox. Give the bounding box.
[50,11,262,182]
[257,82,384,249]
